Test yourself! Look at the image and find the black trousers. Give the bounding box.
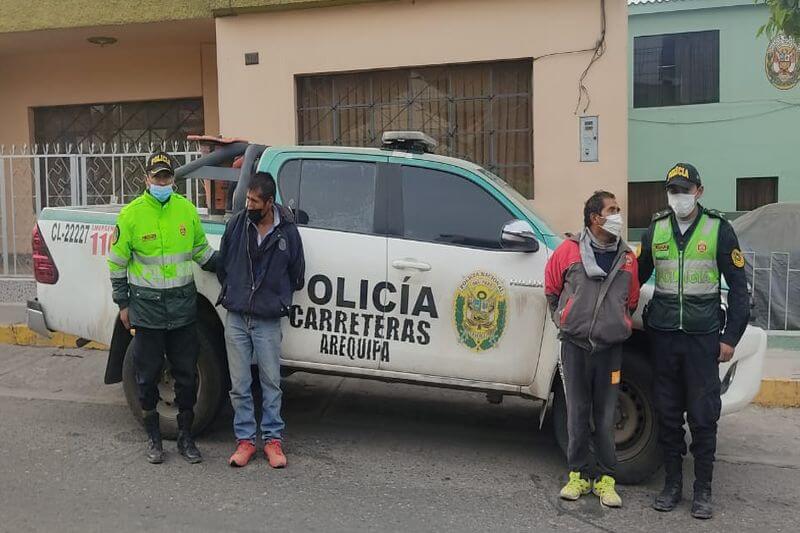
[133,323,199,413]
[560,341,622,479]
[649,329,721,485]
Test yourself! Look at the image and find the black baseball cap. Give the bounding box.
[146,151,175,177]
[665,162,701,189]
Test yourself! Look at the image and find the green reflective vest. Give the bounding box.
[648,212,722,334]
[108,191,214,329]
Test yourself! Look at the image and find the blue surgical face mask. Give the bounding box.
[149,184,173,202]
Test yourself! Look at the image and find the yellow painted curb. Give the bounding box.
[0,324,107,350]
[753,379,800,408]
[0,324,798,407]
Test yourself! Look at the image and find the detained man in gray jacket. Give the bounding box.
[544,190,640,508]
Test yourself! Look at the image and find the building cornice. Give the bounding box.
[0,0,387,33]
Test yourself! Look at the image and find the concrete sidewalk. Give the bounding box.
[0,303,26,325]
[762,347,800,380]
[0,303,106,350]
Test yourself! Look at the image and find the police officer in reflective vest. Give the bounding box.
[108,152,217,464]
[637,163,749,519]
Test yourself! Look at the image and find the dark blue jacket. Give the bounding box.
[216,205,305,319]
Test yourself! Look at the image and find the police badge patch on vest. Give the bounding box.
[179,224,187,237]
[731,249,745,268]
[142,233,157,242]
[279,237,287,251]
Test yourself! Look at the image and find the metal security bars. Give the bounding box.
[0,143,202,276]
[633,31,720,108]
[297,60,534,197]
[33,98,204,150]
[743,251,800,331]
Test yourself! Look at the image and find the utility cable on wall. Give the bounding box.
[630,102,800,125]
[531,0,608,115]
[575,0,607,115]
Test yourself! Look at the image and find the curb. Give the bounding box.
[0,324,107,350]
[753,379,800,408]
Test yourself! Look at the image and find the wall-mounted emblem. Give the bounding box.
[766,33,799,90]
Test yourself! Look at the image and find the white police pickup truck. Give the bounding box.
[26,132,766,483]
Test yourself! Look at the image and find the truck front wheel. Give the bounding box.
[552,346,661,485]
[122,325,224,440]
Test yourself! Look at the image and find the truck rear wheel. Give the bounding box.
[552,346,661,484]
[122,325,224,440]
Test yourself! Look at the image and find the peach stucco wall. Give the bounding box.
[0,36,218,260]
[0,44,216,147]
[215,0,628,234]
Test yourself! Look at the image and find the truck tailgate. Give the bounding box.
[36,207,123,345]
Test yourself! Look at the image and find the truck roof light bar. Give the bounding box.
[381,131,437,154]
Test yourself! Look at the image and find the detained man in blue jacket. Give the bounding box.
[216,172,305,468]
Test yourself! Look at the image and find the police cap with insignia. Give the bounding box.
[146,151,175,177]
[665,162,701,189]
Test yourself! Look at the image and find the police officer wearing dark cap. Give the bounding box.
[108,151,217,464]
[637,163,749,519]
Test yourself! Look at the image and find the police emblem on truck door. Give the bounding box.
[453,271,508,352]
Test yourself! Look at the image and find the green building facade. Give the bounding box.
[628,0,800,234]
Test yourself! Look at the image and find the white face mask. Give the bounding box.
[601,213,623,238]
[667,192,697,219]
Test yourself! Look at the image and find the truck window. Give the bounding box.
[278,159,378,234]
[277,159,301,211]
[400,165,513,250]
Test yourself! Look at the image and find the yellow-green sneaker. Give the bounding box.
[593,475,622,508]
[559,471,592,501]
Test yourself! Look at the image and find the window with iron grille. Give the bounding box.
[33,98,204,148]
[633,30,719,108]
[296,60,534,197]
[31,98,204,207]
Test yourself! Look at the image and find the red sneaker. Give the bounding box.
[264,439,287,468]
[229,440,257,467]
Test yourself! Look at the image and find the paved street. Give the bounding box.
[0,344,798,533]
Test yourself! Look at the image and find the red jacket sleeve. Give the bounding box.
[545,241,579,299]
[626,252,641,312]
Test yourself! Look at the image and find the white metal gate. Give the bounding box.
[0,143,203,276]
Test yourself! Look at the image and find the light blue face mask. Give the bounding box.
[149,184,173,202]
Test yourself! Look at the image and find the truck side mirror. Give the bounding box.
[501,219,539,253]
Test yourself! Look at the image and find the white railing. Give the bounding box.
[0,142,203,276]
[743,251,800,331]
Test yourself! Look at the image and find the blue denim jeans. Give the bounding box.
[225,311,284,443]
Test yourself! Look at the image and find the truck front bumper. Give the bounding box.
[26,299,52,339]
[720,324,767,416]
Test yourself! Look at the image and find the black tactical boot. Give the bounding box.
[143,410,164,464]
[691,482,713,519]
[176,410,202,464]
[652,462,682,512]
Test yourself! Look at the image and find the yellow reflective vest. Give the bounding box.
[649,211,722,334]
[108,191,215,329]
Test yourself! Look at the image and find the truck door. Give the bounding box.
[270,154,389,370]
[382,161,548,385]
